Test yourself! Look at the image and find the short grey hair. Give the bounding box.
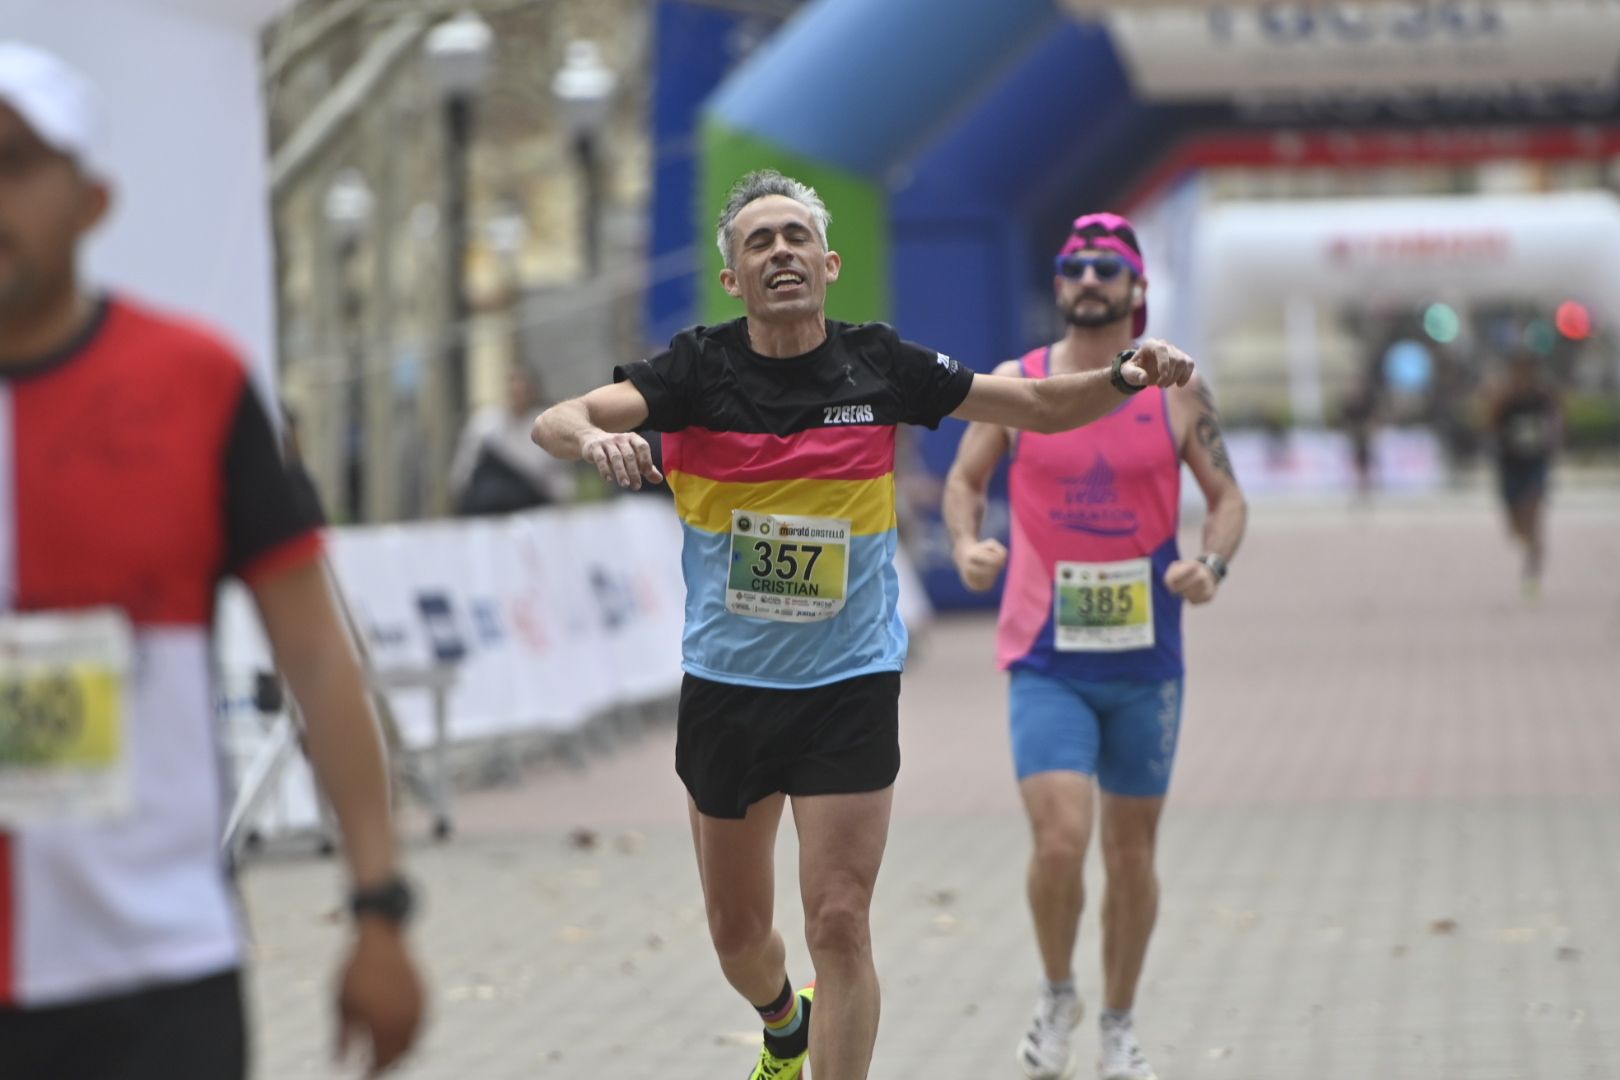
[714,169,831,270]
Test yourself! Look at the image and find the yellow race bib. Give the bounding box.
[726,511,851,623]
[0,610,134,826]
[1054,558,1155,652]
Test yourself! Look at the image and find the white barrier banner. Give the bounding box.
[321,499,686,744]
[1219,428,1445,496]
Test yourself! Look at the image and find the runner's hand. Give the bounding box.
[581,430,662,489]
[1120,339,1194,389]
[335,922,425,1076]
[1164,559,1218,604]
[954,538,1008,592]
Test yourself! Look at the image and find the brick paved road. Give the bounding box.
[244,490,1620,1079]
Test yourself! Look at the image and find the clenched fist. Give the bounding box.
[335,922,424,1076]
[1163,559,1218,604]
[1120,338,1195,389]
[954,537,1008,593]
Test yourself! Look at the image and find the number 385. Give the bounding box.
[1073,585,1134,616]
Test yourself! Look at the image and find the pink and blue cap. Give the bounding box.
[1058,211,1146,337]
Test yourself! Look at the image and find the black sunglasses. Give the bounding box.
[1054,253,1127,281]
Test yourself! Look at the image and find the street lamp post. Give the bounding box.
[551,41,616,278]
[424,11,493,494]
[323,167,375,523]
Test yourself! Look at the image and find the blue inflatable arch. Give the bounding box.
[650,0,1620,607]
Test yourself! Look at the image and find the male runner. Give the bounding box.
[0,42,423,1078]
[944,212,1247,1080]
[1486,351,1560,597]
[533,172,1194,1080]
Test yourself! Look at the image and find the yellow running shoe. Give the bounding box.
[747,984,814,1080]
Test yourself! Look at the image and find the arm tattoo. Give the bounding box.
[1194,378,1217,413]
[1192,404,1237,482]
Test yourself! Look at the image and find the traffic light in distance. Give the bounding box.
[1422,302,1460,343]
[1524,319,1557,355]
[1555,300,1591,341]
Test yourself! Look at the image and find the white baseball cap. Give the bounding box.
[0,41,109,179]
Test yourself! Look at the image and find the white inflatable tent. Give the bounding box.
[4,0,289,393]
[1198,190,1620,335]
[1180,189,1620,425]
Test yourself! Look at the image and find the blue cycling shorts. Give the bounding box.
[1008,668,1184,797]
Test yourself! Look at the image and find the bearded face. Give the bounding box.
[1055,250,1137,331]
[1062,287,1135,330]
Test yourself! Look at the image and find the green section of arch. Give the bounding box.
[700,121,888,328]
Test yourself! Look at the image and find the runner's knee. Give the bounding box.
[1100,835,1155,880]
[804,894,872,960]
[707,902,774,961]
[1031,821,1088,870]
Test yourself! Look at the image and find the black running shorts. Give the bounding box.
[676,671,902,819]
[0,969,246,1080]
[1497,458,1549,508]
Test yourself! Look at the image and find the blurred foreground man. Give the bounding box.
[534,169,1193,1080]
[945,213,1247,1080]
[0,42,423,1078]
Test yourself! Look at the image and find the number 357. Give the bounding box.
[751,542,823,581]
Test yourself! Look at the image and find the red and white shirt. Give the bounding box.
[0,295,321,1007]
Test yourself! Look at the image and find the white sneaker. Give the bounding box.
[1098,1016,1157,1080]
[1016,984,1083,1079]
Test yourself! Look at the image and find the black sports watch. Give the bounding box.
[349,876,415,926]
[1196,553,1229,583]
[1110,349,1145,395]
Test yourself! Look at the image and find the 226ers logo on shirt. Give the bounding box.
[823,404,874,425]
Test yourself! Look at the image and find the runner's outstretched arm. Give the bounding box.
[951,339,1193,433]
[532,381,661,489]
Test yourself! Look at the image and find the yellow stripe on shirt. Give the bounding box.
[669,471,897,536]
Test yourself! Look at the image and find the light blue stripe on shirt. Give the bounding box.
[678,524,907,689]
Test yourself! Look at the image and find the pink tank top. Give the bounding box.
[996,346,1185,681]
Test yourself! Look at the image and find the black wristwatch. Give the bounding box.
[350,876,416,926]
[1196,553,1229,583]
[1110,349,1144,395]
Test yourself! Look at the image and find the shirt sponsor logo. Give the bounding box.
[823,404,875,425]
[776,523,845,539]
[1049,454,1141,537]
